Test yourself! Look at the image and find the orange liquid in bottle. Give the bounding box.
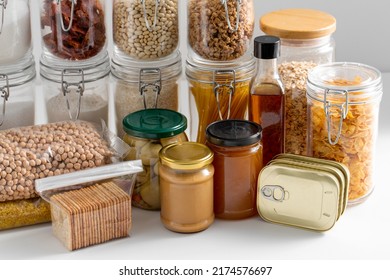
[249,83,284,165]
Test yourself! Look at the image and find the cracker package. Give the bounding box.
[36,160,143,251]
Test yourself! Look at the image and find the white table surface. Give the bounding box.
[0,72,389,261]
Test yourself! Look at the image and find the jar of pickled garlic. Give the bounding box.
[186,54,255,143]
[122,108,188,210]
[159,142,214,233]
[260,8,336,155]
[206,119,262,219]
[307,62,383,205]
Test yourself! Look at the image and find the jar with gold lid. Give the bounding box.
[159,142,214,233]
[122,108,188,210]
[307,62,383,205]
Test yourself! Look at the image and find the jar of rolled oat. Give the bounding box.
[185,54,255,143]
[122,108,188,210]
[0,55,36,130]
[112,50,182,137]
[40,0,107,62]
[40,52,110,124]
[188,0,254,61]
[113,0,179,61]
[260,8,336,155]
[307,62,383,205]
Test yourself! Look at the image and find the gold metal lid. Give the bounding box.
[160,142,214,170]
[260,9,336,39]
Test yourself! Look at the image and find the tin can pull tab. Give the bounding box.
[139,68,161,109]
[324,89,349,145]
[0,74,9,127]
[141,0,160,32]
[261,185,288,202]
[57,0,76,32]
[61,69,85,121]
[213,69,236,120]
[220,0,241,32]
[0,0,7,35]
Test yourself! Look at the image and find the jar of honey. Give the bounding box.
[206,119,262,219]
[159,142,214,233]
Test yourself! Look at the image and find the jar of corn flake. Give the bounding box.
[307,62,383,205]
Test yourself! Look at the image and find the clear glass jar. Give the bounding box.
[186,54,255,143]
[188,0,254,61]
[40,52,110,123]
[206,119,262,219]
[112,51,182,138]
[260,8,336,155]
[307,62,383,205]
[122,108,188,210]
[113,0,179,60]
[159,142,214,233]
[40,0,107,61]
[0,55,36,130]
[0,0,32,64]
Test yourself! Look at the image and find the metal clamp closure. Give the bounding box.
[220,0,241,32]
[141,0,160,32]
[213,69,235,120]
[57,0,77,32]
[0,74,9,126]
[61,69,85,121]
[139,68,161,109]
[324,89,349,145]
[0,0,7,35]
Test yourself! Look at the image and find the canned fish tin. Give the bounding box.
[257,154,349,231]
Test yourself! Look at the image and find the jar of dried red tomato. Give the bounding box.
[40,0,107,62]
[206,119,262,219]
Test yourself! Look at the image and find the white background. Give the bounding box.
[1,0,389,264]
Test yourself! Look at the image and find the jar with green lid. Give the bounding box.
[186,54,255,143]
[159,142,214,233]
[306,62,383,205]
[206,119,262,219]
[260,8,336,155]
[122,108,188,210]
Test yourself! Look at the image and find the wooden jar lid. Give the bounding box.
[260,9,336,39]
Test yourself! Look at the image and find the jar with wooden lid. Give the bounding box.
[122,108,188,210]
[187,0,254,62]
[307,62,383,205]
[186,54,255,143]
[159,142,214,233]
[260,8,336,155]
[206,119,262,219]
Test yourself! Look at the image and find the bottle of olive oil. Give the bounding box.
[249,35,285,165]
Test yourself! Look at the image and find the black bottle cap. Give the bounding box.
[254,35,281,59]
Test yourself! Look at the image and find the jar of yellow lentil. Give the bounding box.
[307,62,383,205]
[122,108,188,210]
[185,54,255,143]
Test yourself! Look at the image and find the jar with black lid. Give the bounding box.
[206,119,262,219]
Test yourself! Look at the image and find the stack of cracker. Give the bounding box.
[50,181,131,251]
